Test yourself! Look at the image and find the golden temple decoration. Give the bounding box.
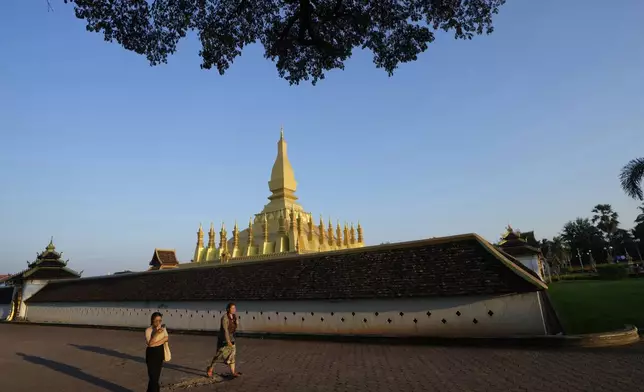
[208,222,215,248]
[186,128,367,267]
[263,214,269,242]
[318,215,325,245]
[197,223,204,248]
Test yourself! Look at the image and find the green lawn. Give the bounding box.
[548,279,644,335]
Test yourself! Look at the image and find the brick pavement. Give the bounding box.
[1,323,643,392]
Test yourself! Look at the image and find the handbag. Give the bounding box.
[163,341,172,362]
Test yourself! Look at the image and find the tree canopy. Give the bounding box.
[620,157,644,200]
[63,0,506,85]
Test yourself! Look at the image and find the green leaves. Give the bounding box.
[64,0,506,85]
[620,157,644,201]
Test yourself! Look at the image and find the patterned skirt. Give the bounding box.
[210,344,236,366]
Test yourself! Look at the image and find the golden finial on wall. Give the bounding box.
[296,211,303,234]
[336,221,342,247]
[290,206,297,233]
[208,222,215,248]
[197,223,204,248]
[318,214,325,244]
[197,223,203,240]
[357,221,364,243]
[219,222,227,250]
[343,222,349,246]
[350,223,356,244]
[278,210,286,234]
[307,213,314,241]
[233,221,239,248]
[248,218,254,246]
[263,213,269,242]
[327,217,334,245]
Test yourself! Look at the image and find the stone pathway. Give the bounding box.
[1,323,644,392]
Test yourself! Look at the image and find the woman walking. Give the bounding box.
[206,303,241,378]
[145,312,169,392]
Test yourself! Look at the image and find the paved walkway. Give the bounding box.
[1,323,643,392]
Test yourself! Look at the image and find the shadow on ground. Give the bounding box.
[69,344,204,377]
[16,352,134,392]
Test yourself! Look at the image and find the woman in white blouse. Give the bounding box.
[145,312,168,392]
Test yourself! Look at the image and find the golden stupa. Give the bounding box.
[190,127,364,265]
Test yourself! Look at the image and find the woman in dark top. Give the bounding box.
[206,303,241,378]
[145,312,168,392]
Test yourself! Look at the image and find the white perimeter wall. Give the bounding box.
[26,292,548,337]
[18,281,48,318]
[516,255,543,280]
[0,286,14,320]
[0,304,11,320]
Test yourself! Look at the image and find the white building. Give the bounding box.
[23,234,562,338]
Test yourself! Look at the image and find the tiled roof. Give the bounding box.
[149,249,179,268]
[501,244,541,257]
[5,266,81,283]
[519,231,540,247]
[27,234,547,304]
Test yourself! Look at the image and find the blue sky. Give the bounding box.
[1,0,643,277]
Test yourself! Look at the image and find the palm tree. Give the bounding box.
[636,203,644,224]
[591,204,620,240]
[619,157,644,200]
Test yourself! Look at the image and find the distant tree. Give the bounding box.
[619,157,644,200]
[591,204,620,245]
[541,235,568,272]
[633,203,644,258]
[62,0,507,85]
[561,218,605,267]
[613,228,634,256]
[636,203,644,225]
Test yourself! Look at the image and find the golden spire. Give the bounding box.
[318,214,325,244]
[290,206,297,233]
[357,221,364,243]
[248,218,254,246]
[343,222,349,246]
[233,221,239,248]
[278,210,287,234]
[264,126,298,212]
[197,223,204,248]
[307,213,313,241]
[219,222,227,250]
[336,221,342,247]
[327,217,334,245]
[350,223,356,244]
[263,214,269,242]
[208,222,215,248]
[296,211,303,234]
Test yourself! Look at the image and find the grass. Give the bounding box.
[548,279,644,335]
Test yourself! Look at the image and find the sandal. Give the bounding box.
[231,372,242,378]
[206,367,214,378]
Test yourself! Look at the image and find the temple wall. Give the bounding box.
[19,281,48,318]
[25,292,548,337]
[0,286,13,320]
[515,255,544,280]
[0,304,10,320]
